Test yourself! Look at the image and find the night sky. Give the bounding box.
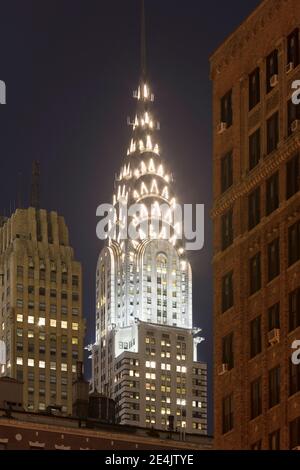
[0,0,262,433]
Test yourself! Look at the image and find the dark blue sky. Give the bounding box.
[0,0,262,433]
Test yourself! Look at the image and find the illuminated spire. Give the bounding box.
[141,0,147,81]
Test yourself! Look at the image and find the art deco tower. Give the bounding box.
[92,1,207,434]
[0,163,85,415]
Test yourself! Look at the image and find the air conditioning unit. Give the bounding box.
[286,62,294,74]
[291,120,300,132]
[270,74,278,87]
[218,363,228,375]
[217,122,227,134]
[268,328,280,346]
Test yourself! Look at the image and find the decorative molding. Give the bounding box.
[212,134,300,218]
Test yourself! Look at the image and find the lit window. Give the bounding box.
[50,319,57,327]
[28,316,34,324]
[16,357,23,365]
[161,408,166,415]
[38,317,45,327]
[28,359,34,367]
[72,337,78,345]
[61,321,67,329]
[50,362,56,370]
[39,361,45,368]
[61,363,67,372]
[72,365,76,373]
[28,330,34,338]
[129,370,134,376]
[72,322,78,331]
[17,314,23,322]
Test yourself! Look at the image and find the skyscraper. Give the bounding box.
[0,166,85,414]
[211,0,300,450]
[92,1,207,434]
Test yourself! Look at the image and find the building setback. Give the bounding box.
[0,206,85,414]
[210,0,300,450]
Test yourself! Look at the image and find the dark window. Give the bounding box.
[249,253,261,295]
[249,128,261,170]
[267,112,279,154]
[249,68,260,110]
[222,271,233,313]
[250,316,262,358]
[221,209,233,250]
[289,287,300,331]
[287,28,299,68]
[222,332,234,370]
[268,238,280,282]
[269,366,280,408]
[251,440,262,450]
[222,394,233,434]
[250,377,262,419]
[286,153,299,199]
[289,361,300,396]
[266,49,278,93]
[289,417,300,449]
[287,99,300,136]
[288,220,300,266]
[248,187,260,230]
[221,90,232,127]
[266,172,279,215]
[221,151,233,193]
[268,303,280,331]
[269,430,280,450]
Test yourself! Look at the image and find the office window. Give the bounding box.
[221,90,232,127]
[222,394,233,434]
[267,112,279,154]
[269,366,280,408]
[287,99,300,136]
[222,332,234,370]
[250,316,261,358]
[289,287,300,332]
[251,377,262,419]
[266,49,278,93]
[289,417,300,449]
[286,153,299,199]
[287,28,299,68]
[266,172,279,215]
[221,151,233,193]
[248,187,260,230]
[249,128,261,170]
[249,253,261,295]
[249,68,260,110]
[221,271,233,313]
[221,209,233,250]
[269,430,280,450]
[288,220,300,266]
[289,361,300,396]
[268,303,280,331]
[268,238,280,282]
[251,440,262,450]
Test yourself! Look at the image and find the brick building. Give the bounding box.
[210,0,300,450]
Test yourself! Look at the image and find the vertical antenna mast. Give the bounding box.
[141,0,147,81]
[30,160,40,209]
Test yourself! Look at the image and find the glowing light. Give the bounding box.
[154,144,160,154]
[141,182,148,195]
[141,161,147,173]
[139,140,144,151]
[144,84,148,98]
[133,190,139,199]
[178,247,184,255]
[150,179,159,194]
[146,135,152,150]
[162,186,169,199]
[158,164,164,176]
[149,158,155,172]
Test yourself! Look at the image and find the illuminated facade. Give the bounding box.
[0,208,85,414]
[92,75,207,434]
